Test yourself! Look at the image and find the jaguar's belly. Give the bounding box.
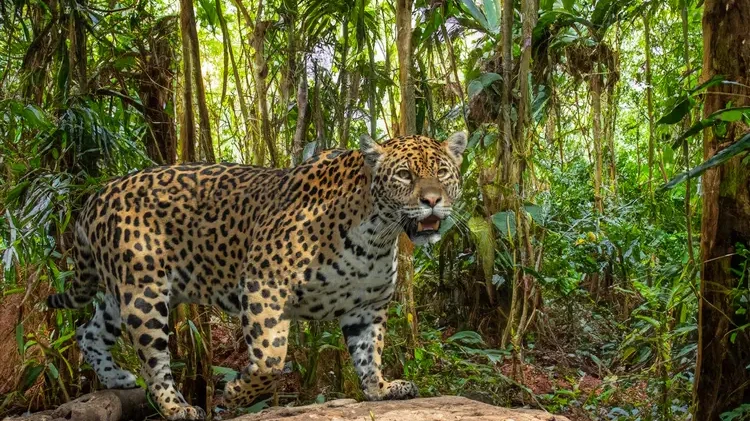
[286,245,398,321]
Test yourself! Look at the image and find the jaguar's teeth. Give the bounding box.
[417,222,424,232]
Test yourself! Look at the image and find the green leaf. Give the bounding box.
[716,108,748,122]
[689,74,725,95]
[524,204,544,223]
[46,363,59,380]
[532,85,550,123]
[661,131,750,191]
[302,142,318,161]
[562,0,575,11]
[657,97,693,125]
[670,106,750,149]
[438,215,455,235]
[20,364,44,391]
[483,0,499,32]
[245,398,271,413]
[468,216,494,283]
[7,181,30,203]
[459,0,493,34]
[591,0,614,27]
[20,105,52,129]
[212,365,238,384]
[16,323,24,357]
[491,211,516,236]
[467,72,502,100]
[447,330,485,346]
[635,315,661,328]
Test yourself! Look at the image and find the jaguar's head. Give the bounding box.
[360,132,467,246]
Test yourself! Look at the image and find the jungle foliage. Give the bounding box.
[1,0,749,419]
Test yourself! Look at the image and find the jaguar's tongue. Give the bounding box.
[417,215,441,232]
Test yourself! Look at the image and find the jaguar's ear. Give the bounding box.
[359,134,383,167]
[443,131,468,164]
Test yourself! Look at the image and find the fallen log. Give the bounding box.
[232,396,570,421]
[5,388,154,421]
[8,394,568,421]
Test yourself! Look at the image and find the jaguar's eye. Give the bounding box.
[437,168,449,178]
[396,169,412,181]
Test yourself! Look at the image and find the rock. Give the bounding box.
[5,388,154,421]
[232,396,569,421]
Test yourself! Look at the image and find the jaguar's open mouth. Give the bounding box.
[416,215,441,233]
[406,215,442,240]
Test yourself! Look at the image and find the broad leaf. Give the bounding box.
[657,97,693,125]
[491,211,516,236]
[524,204,544,223]
[447,330,485,346]
[483,0,499,33]
[689,74,725,95]
[467,72,502,100]
[20,364,45,392]
[591,0,616,28]
[468,216,495,283]
[213,365,239,384]
[16,323,23,357]
[671,106,750,149]
[302,142,318,161]
[661,131,750,190]
[459,0,494,34]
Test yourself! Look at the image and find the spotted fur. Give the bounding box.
[47,133,467,420]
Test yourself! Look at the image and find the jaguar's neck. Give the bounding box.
[343,211,403,260]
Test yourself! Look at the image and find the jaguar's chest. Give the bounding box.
[287,236,398,321]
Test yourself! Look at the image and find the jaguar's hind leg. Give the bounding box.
[223,278,290,407]
[77,294,137,389]
[121,282,205,421]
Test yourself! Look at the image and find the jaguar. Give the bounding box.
[47,132,467,420]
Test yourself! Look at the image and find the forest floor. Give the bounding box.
[0,296,667,421]
[208,321,653,421]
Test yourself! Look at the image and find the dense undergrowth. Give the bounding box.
[2,0,750,419]
[0,140,704,421]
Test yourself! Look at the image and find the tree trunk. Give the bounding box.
[251,16,277,167]
[336,15,350,148]
[139,17,177,165]
[292,59,309,166]
[69,0,87,95]
[590,66,604,214]
[179,0,196,163]
[503,0,538,365]
[394,0,417,347]
[313,61,326,149]
[368,36,377,138]
[395,0,416,136]
[280,5,298,157]
[496,0,513,184]
[182,0,214,162]
[643,8,655,210]
[342,70,361,147]
[693,0,750,418]
[680,1,695,263]
[217,0,252,164]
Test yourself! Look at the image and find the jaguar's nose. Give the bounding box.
[419,193,442,208]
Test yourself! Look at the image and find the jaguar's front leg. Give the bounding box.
[223,277,290,407]
[340,308,418,400]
